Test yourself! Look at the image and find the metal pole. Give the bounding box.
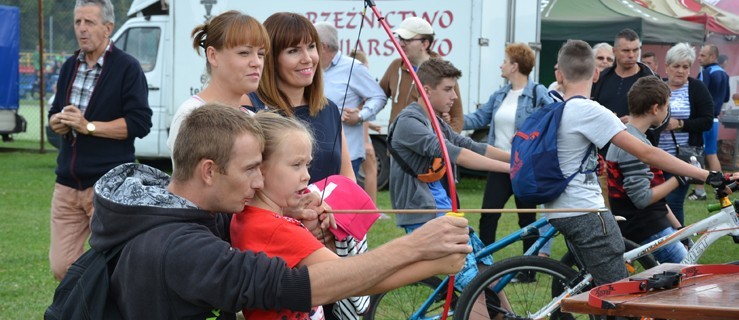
[49,16,53,54]
[38,0,45,153]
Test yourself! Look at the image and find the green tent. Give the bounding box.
[541,0,705,43]
[539,0,706,85]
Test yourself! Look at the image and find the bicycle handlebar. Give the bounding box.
[706,177,738,212]
[711,174,736,200]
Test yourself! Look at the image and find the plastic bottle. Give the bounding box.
[689,156,702,169]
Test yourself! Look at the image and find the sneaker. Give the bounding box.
[510,270,536,283]
[687,190,707,201]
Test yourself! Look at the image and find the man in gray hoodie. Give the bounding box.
[89,104,470,319]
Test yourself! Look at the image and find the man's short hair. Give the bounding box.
[628,76,670,116]
[505,43,536,76]
[557,40,595,82]
[642,51,656,60]
[705,44,719,59]
[314,22,339,52]
[417,58,461,89]
[614,28,639,46]
[172,104,264,182]
[75,0,115,24]
[718,54,728,66]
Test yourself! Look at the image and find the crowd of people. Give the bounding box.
[46,0,734,318]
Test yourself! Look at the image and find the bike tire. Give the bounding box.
[453,255,587,320]
[364,276,456,320]
[560,237,658,275]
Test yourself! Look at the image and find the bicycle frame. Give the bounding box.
[408,217,558,320]
[623,199,739,264]
[526,196,739,320]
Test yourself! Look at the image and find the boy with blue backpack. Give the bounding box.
[514,40,721,286]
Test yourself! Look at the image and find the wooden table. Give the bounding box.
[561,263,739,319]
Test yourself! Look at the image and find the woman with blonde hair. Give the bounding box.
[242,12,358,319]
[657,42,713,225]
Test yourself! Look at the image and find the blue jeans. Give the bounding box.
[538,223,554,256]
[702,119,719,155]
[351,158,363,178]
[640,227,687,263]
[664,173,689,225]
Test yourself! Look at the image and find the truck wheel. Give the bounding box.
[372,136,390,190]
[357,135,390,191]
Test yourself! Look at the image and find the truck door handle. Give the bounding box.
[148,85,160,91]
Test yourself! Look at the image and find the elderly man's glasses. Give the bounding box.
[596,56,614,62]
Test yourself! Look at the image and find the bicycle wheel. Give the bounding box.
[453,256,586,320]
[560,237,658,275]
[364,276,457,320]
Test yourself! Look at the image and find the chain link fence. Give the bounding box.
[2,0,130,151]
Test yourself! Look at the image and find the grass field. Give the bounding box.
[0,150,736,319]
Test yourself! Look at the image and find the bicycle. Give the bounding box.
[453,179,739,320]
[363,215,655,320]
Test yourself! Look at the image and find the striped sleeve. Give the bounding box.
[618,155,654,210]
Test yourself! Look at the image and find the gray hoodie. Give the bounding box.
[389,103,487,226]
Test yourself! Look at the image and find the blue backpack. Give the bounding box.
[510,96,596,205]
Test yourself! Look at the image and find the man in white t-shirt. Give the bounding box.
[548,40,719,285]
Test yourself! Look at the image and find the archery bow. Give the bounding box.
[361,1,460,318]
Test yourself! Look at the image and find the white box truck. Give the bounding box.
[115,0,542,188]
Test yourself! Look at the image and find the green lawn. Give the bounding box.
[0,151,736,319]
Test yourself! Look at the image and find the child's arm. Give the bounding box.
[610,130,709,181]
[456,148,509,173]
[339,129,357,182]
[299,247,466,298]
[665,205,683,228]
[484,145,510,163]
[647,178,682,205]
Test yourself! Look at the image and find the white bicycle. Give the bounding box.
[453,178,739,320]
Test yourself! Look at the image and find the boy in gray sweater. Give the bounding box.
[388,58,510,231]
[605,76,687,263]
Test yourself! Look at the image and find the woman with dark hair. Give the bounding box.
[167,10,269,151]
[657,42,713,225]
[244,12,355,183]
[463,43,553,271]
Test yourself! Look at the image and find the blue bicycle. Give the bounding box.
[364,217,556,320]
[363,216,656,320]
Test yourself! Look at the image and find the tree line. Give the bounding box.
[7,0,132,52]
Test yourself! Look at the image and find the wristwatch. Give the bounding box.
[86,121,96,135]
[357,113,364,124]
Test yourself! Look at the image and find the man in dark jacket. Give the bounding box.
[47,0,152,280]
[89,104,470,319]
[689,45,731,200]
[592,28,657,126]
[591,28,656,207]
